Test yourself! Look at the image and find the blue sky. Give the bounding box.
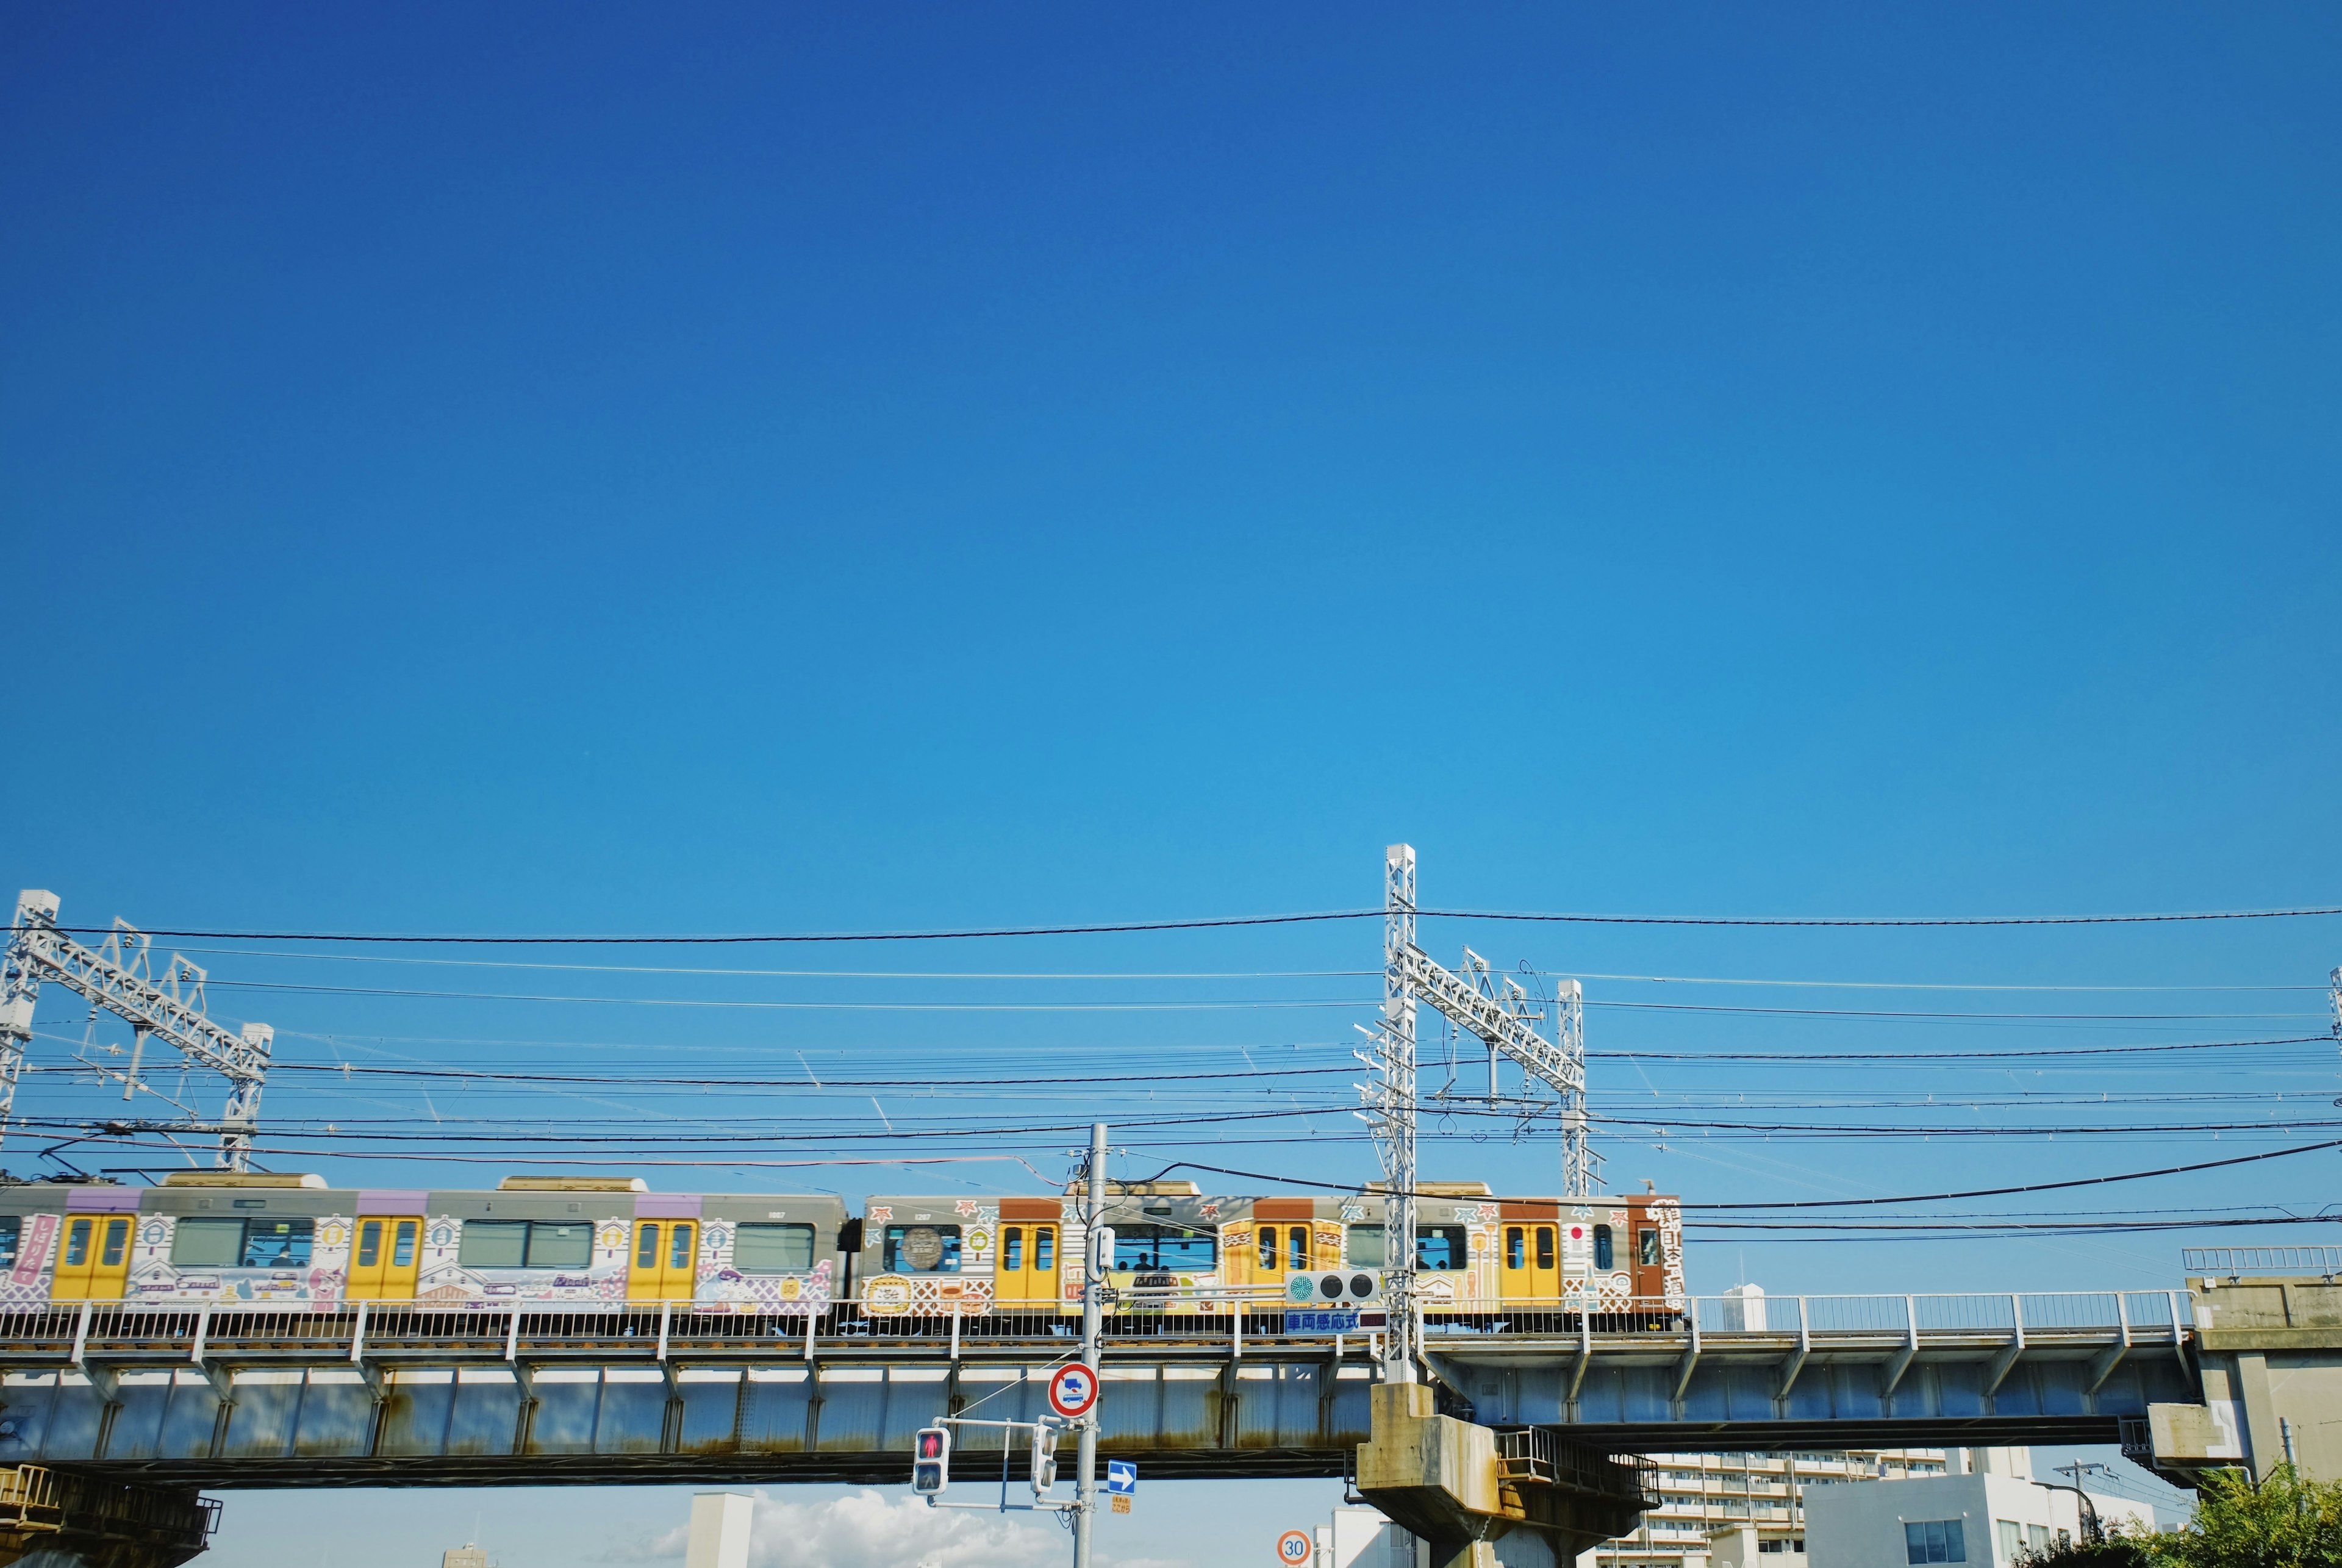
[4,5,2337,1564]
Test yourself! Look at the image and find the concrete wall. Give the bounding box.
[686,1492,753,1568]
[1327,1506,1425,1568]
[1805,1473,2146,1568]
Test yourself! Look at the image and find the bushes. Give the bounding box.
[2018,1468,2342,1568]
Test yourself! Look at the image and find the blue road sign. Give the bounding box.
[1107,1461,1137,1495]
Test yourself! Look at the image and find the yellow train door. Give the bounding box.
[52,1214,133,1300]
[995,1223,1059,1305]
[1250,1201,1314,1295]
[631,1219,700,1300]
[348,1217,422,1300]
[1498,1205,1560,1306]
[997,1201,1061,1309]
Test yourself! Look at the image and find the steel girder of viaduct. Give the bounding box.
[0,1290,2200,1488]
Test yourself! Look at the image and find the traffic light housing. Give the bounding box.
[1030,1422,1059,1496]
[912,1426,950,1495]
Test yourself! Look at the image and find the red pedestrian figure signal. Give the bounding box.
[912,1426,950,1495]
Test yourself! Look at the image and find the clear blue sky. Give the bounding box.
[4,5,2337,1564]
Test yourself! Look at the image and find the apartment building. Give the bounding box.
[1593,1449,1957,1568]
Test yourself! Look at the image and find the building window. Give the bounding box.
[1907,1521,1966,1565]
[1996,1522,2022,1561]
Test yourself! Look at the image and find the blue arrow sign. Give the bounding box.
[1106,1461,1137,1495]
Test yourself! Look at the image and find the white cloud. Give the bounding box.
[600,1523,689,1563]
[747,1489,1057,1568]
[595,1489,1194,1568]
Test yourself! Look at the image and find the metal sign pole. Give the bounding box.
[1074,1120,1107,1568]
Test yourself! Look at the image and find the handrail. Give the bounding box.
[0,1289,2193,1356]
[2181,1245,2342,1277]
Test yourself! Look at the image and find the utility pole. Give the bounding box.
[2040,1464,2111,1544]
[1073,1120,1107,1568]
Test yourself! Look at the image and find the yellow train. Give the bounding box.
[0,1172,1684,1325]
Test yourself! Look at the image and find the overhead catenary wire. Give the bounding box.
[48,897,2342,946]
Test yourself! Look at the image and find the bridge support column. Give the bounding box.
[1355,1384,1649,1568]
[2126,1270,2342,1487]
[0,1466,218,1568]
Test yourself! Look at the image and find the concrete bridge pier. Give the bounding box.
[0,1467,216,1568]
[1354,1384,1651,1568]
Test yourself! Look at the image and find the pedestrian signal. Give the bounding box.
[1030,1423,1059,1496]
[912,1426,950,1495]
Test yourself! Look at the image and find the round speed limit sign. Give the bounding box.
[1276,1529,1314,1565]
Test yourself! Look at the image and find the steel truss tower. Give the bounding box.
[1358,844,1598,1382]
[0,890,273,1171]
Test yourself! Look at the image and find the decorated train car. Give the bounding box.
[0,1173,849,1314]
[851,1181,1685,1322]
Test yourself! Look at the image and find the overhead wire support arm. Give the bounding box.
[1359,845,1602,1386]
[1,890,273,1170]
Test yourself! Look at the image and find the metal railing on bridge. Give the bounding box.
[0,1287,2194,1362]
[2180,1246,2342,1280]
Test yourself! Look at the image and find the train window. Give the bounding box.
[734,1223,815,1272]
[1418,1226,1468,1271]
[884,1224,962,1273]
[171,1217,246,1268]
[1034,1227,1055,1270]
[393,1221,417,1267]
[532,1223,595,1268]
[0,1215,19,1269]
[240,1219,313,1269]
[1349,1225,1467,1270]
[1638,1228,1661,1267]
[1592,1225,1613,1270]
[1287,1227,1307,1272]
[464,1220,529,1268]
[1002,1229,1024,1272]
[357,1221,382,1269]
[637,1225,661,1270]
[1505,1226,1525,1270]
[100,1219,130,1269]
[63,1219,91,1269]
[1113,1224,1215,1272]
[1535,1227,1555,1270]
[1257,1229,1277,1270]
[668,1224,695,1270]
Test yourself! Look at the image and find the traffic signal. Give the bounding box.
[1030,1422,1059,1497]
[912,1426,950,1495]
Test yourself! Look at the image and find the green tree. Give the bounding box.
[2146,1467,2342,1568]
[2016,1469,2342,1568]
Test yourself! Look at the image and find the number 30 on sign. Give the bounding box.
[1277,1529,1314,1564]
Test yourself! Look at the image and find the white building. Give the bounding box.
[1595,1448,1955,1568]
[1319,1505,1425,1568]
[1803,1450,2149,1568]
